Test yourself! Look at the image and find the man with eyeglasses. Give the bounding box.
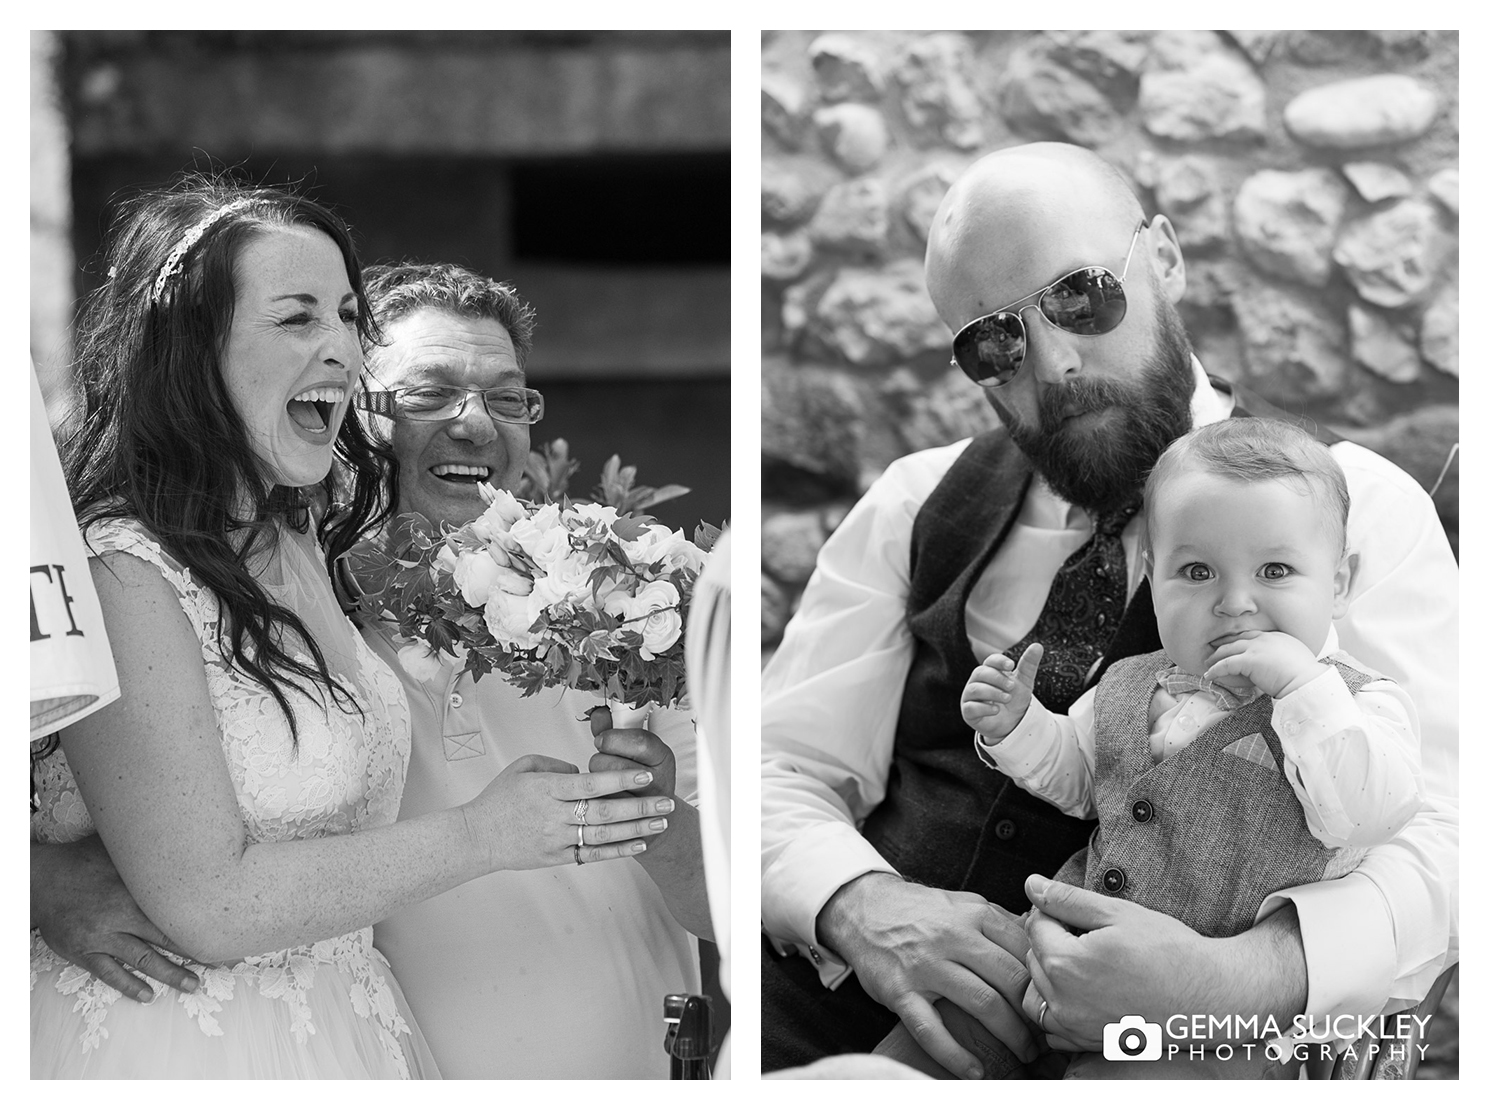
[350,261,710,1077]
[761,143,1457,1078]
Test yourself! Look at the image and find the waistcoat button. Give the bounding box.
[994,819,1017,841]
[1102,867,1127,894]
[1131,799,1153,823]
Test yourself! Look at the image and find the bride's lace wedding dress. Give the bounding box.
[30,517,439,1079]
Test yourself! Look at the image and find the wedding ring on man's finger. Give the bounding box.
[1037,999,1050,1033]
[573,798,589,825]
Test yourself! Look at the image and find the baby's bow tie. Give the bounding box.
[1156,668,1262,712]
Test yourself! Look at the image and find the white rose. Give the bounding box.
[453,550,503,606]
[604,579,682,660]
[483,590,543,650]
[530,550,594,611]
[433,544,459,575]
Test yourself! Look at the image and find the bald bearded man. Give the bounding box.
[760,143,1458,1079]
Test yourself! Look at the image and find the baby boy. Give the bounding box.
[964,417,1424,940]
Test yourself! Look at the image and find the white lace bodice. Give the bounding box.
[31,516,417,1072]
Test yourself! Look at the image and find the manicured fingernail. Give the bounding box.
[631,841,647,854]
[183,976,199,992]
[635,772,653,785]
[649,818,669,832]
[657,798,675,813]
[967,1064,983,1080]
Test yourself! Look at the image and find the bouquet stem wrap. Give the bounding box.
[606,698,654,730]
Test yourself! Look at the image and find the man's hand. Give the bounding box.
[1204,630,1327,700]
[1020,875,1306,1052]
[587,706,677,805]
[32,836,200,1002]
[587,708,713,939]
[961,644,1044,743]
[816,872,1039,1079]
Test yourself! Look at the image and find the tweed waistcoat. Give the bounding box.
[1054,650,1375,938]
[859,380,1342,914]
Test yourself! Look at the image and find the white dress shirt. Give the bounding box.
[761,363,1458,1019]
[977,628,1426,850]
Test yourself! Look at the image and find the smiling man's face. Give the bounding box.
[373,307,530,528]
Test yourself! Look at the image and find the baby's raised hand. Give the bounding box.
[961,643,1044,743]
[1203,630,1328,700]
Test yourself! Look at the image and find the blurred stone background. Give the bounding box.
[761,30,1459,657]
[32,29,730,534]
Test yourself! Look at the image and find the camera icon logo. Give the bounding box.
[1102,1016,1163,1061]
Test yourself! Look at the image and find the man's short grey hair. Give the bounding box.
[363,261,537,369]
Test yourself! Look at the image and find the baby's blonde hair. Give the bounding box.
[1142,418,1349,559]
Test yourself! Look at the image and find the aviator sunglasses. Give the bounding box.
[950,218,1149,386]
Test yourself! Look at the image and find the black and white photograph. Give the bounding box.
[30,29,731,1079]
[759,30,1458,1081]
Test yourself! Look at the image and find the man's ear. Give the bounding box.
[1332,550,1360,618]
[1146,213,1187,306]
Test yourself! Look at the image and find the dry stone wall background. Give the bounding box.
[761,30,1459,650]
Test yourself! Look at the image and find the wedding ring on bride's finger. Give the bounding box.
[576,824,585,848]
[573,845,584,866]
[573,798,589,825]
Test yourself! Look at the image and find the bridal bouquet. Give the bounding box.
[357,446,720,722]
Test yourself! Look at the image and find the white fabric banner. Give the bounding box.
[30,367,119,740]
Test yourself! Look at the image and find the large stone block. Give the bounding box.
[761,358,864,487]
[1139,49,1266,142]
[892,33,985,149]
[808,178,890,253]
[880,367,1000,455]
[761,229,814,284]
[1420,283,1458,377]
[762,70,810,148]
[813,103,890,174]
[762,157,836,226]
[1153,155,1229,249]
[808,33,885,103]
[1233,285,1349,402]
[898,164,959,245]
[1341,162,1414,204]
[1044,30,1150,97]
[804,259,947,367]
[762,509,829,585]
[1333,198,1448,308]
[1001,43,1123,145]
[1232,168,1348,287]
[1348,305,1421,383]
[1428,167,1459,217]
[1283,75,1438,150]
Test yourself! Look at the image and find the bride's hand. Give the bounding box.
[462,754,673,871]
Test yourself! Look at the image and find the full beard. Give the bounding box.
[999,298,1196,515]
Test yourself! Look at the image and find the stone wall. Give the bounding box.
[761,30,1459,649]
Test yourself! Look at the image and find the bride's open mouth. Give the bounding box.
[286,386,346,435]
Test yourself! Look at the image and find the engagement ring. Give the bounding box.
[573,799,589,824]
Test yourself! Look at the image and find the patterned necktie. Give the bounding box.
[1004,498,1142,713]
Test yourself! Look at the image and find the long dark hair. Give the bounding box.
[61,174,397,740]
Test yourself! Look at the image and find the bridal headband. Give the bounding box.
[151,197,256,302]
